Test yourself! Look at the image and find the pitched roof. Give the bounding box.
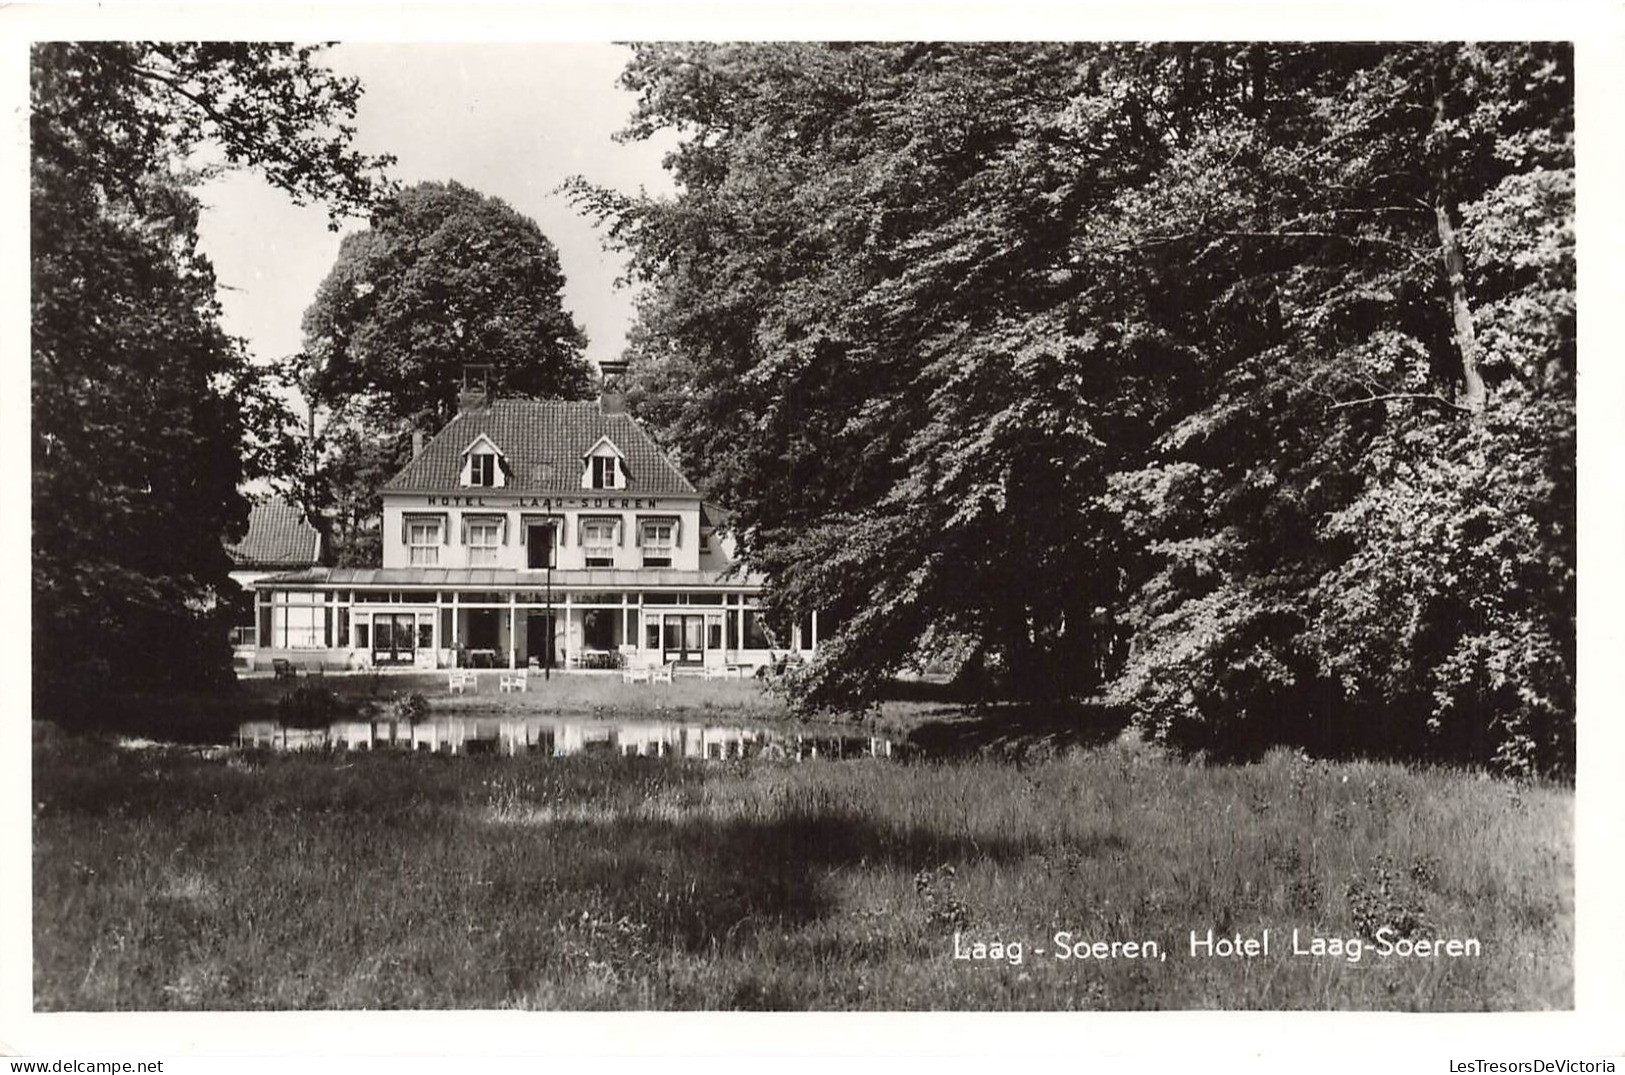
[226,496,321,569]
[383,399,698,496]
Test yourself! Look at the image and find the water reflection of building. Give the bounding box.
[236,717,892,761]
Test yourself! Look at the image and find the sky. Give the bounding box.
[193,43,678,372]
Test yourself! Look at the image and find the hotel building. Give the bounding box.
[248,375,816,672]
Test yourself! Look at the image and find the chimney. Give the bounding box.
[598,358,629,415]
[411,431,425,459]
[459,364,494,413]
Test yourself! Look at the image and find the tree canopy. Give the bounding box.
[288,180,594,564]
[31,43,393,708]
[576,42,1574,774]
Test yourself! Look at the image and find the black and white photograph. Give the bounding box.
[5,1,1621,1066]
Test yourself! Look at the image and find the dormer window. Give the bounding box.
[460,434,507,489]
[581,436,627,490]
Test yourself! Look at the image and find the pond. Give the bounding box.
[237,715,894,762]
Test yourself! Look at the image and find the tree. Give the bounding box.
[580,43,1573,772]
[290,180,593,563]
[31,43,393,709]
[1094,44,1574,774]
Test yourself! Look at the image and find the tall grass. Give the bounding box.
[32,727,1570,1010]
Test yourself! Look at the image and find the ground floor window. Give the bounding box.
[269,592,330,649]
[581,608,618,651]
[466,609,500,650]
[743,609,775,650]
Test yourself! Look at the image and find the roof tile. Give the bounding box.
[227,496,321,568]
[382,399,697,496]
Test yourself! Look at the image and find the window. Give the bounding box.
[581,439,625,489]
[640,520,675,567]
[467,519,501,565]
[582,609,617,651]
[526,523,555,569]
[743,609,775,650]
[408,519,441,565]
[271,592,328,649]
[460,436,507,488]
[583,518,617,567]
[591,455,618,489]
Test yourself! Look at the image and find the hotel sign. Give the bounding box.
[423,495,666,510]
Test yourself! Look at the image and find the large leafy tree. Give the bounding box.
[1095,45,1574,774]
[31,43,393,708]
[580,42,1573,772]
[291,180,593,564]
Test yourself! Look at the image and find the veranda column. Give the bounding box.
[507,592,517,670]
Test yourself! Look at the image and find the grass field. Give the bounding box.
[32,715,1571,1011]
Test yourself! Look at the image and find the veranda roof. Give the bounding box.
[256,566,765,590]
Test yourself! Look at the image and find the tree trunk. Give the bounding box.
[1430,70,1487,420]
[1433,200,1487,418]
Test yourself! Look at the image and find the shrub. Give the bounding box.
[385,692,430,723]
[276,685,347,728]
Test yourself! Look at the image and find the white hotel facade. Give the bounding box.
[249,381,815,672]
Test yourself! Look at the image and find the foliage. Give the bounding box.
[287,180,594,563]
[578,43,1574,771]
[383,691,431,723]
[275,684,348,728]
[31,43,393,708]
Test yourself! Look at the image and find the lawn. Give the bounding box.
[31,714,1571,1011]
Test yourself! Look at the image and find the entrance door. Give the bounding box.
[372,612,416,665]
[662,614,705,665]
[526,612,555,669]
